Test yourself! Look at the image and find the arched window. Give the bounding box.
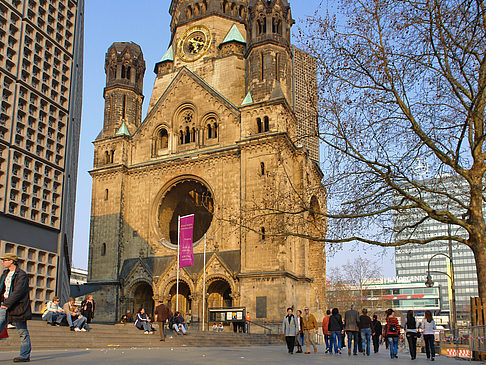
[110,150,115,163]
[207,124,213,139]
[264,116,269,132]
[101,243,106,256]
[121,65,131,79]
[260,162,265,176]
[201,0,208,13]
[104,189,109,201]
[191,127,196,143]
[104,151,110,164]
[272,18,282,34]
[260,227,266,241]
[157,128,169,150]
[213,123,218,138]
[257,118,262,133]
[194,3,200,16]
[126,66,131,80]
[186,6,193,18]
[179,130,184,144]
[185,126,191,144]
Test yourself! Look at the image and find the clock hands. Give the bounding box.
[189,37,205,54]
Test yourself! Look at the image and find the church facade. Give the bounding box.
[88,0,326,324]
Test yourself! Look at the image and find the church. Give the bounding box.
[87,0,327,325]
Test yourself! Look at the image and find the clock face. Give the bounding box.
[177,25,212,62]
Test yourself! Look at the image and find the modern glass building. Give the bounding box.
[394,175,478,325]
[0,0,84,312]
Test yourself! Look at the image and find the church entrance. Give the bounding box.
[133,282,154,317]
[168,281,192,316]
[207,279,232,308]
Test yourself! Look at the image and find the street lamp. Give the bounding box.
[426,252,457,333]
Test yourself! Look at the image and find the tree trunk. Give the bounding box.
[471,240,486,304]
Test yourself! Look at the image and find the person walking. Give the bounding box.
[404,310,419,360]
[359,308,372,356]
[328,307,343,355]
[384,308,400,359]
[302,306,318,354]
[344,304,360,356]
[81,295,95,323]
[295,310,304,353]
[282,307,299,354]
[421,310,437,361]
[0,253,32,362]
[371,314,382,353]
[154,300,172,341]
[322,309,331,353]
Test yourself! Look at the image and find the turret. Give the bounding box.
[246,0,294,103]
[101,42,146,139]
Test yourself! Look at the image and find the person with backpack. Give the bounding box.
[404,310,419,360]
[384,308,400,359]
[421,310,437,361]
[328,307,343,355]
[322,309,331,353]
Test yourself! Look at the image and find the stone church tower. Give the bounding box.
[88,0,326,325]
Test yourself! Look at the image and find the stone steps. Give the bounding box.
[0,321,283,350]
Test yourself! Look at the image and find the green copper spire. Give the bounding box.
[115,122,130,136]
[160,45,174,62]
[242,91,253,105]
[222,24,246,45]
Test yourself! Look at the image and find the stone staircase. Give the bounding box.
[0,321,283,351]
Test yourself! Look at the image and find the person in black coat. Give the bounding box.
[371,314,383,353]
[0,253,32,362]
[81,295,95,323]
[328,308,343,354]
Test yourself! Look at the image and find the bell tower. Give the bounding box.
[247,0,294,103]
[101,42,146,139]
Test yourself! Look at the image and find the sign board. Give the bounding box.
[208,307,246,323]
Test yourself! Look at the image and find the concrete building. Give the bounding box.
[394,175,478,325]
[0,0,84,312]
[88,0,326,323]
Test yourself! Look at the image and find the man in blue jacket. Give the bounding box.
[0,253,32,362]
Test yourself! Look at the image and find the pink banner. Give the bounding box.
[179,214,194,268]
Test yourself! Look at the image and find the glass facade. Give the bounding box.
[394,176,479,323]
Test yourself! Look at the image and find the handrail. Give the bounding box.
[248,320,273,333]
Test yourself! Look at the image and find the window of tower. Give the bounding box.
[207,124,213,139]
[257,118,262,133]
[194,4,200,16]
[186,6,193,19]
[264,116,269,132]
[260,227,266,241]
[201,0,207,14]
[101,243,106,256]
[104,151,110,164]
[191,127,196,143]
[158,179,214,247]
[272,17,282,35]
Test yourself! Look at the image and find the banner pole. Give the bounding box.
[202,233,207,331]
[176,216,180,312]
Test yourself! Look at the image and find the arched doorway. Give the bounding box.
[168,281,192,316]
[207,279,232,308]
[133,282,154,317]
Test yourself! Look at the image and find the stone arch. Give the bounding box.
[205,275,235,309]
[162,278,194,316]
[202,113,220,143]
[151,175,215,250]
[127,279,155,317]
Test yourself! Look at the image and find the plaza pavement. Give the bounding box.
[0,345,483,365]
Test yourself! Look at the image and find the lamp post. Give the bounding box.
[425,252,457,333]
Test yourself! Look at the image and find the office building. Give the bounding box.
[0,0,84,312]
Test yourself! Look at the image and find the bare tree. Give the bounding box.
[294,0,486,302]
[327,258,388,311]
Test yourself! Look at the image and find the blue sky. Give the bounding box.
[72,0,395,277]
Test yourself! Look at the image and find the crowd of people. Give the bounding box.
[283,304,438,361]
[41,294,95,332]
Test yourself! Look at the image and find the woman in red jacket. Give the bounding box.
[385,308,400,359]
